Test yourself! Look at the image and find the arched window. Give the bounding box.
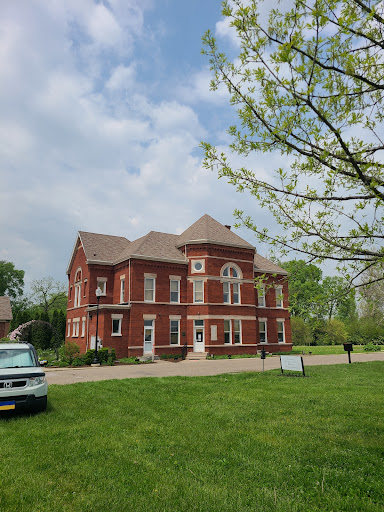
[74,267,82,308]
[221,264,242,304]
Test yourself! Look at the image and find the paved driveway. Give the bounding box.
[45,352,384,385]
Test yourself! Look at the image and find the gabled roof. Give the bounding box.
[177,214,254,249]
[116,232,187,264]
[254,254,287,274]
[67,215,289,276]
[66,232,130,274]
[79,232,130,263]
[0,296,12,321]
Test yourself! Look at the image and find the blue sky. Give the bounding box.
[0,0,283,290]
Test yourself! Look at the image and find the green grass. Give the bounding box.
[1,363,383,511]
[291,344,370,355]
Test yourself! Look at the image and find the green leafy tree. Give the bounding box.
[0,261,24,298]
[202,0,384,290]
[291,316,313,346]
[321,276,357,321]
[51,310,66,356]
[280,260,323,319]
[30,277,67,314]
[323,318,348,345]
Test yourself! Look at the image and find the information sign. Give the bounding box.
[280,355,305,376]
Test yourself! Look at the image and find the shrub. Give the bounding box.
[55,361,70,367]
[322,319,348,345]
[72,357,86,366]
[364,343,381,352]
[118,357,139,364]
[160,353,182,359]
[62,341,80,363]
[291,316,312,346]
[82,347,117,365]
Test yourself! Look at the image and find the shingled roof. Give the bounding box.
[177,214,254,249]
[79,232,130,263]
[0,297,12,321]
[68,215,281,273]
[116,232,187,264]
[254,254,287,274]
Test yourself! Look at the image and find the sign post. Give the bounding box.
[280,355,305,376]
[343,343,353,364]
[260,348,266,372]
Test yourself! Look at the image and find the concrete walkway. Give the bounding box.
[45,352,384,385]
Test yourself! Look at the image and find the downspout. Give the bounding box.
[129,258,131,304]
[86,311,90,351]
[128,258,131,357]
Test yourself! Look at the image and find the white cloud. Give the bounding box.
[175,68,229,105]
[87,3,122,47]
[106,64,136,91]
[0,0,275,289]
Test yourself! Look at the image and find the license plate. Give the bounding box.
[0,401,16,410]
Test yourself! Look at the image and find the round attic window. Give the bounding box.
[194,262,203,271]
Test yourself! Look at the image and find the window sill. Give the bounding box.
[111,333,122,337]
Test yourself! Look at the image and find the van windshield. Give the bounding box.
[0,349,36,368]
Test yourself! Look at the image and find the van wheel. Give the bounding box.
[34,396,47,413]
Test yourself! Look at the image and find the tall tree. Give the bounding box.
[30,277,67,314]
[0,261,24,298]
[321,276,357,321]
[280,260,323,319]
[202,0,384,289]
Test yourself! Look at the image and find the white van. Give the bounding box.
[0,342,48,413]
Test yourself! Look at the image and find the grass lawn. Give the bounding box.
[291,345,369,355]
[1,363,383,512]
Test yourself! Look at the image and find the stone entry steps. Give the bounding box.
[185,352,208,360]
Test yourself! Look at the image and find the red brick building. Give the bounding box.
[66,214,291,358]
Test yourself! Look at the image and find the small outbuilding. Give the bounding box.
[0,296,13,339]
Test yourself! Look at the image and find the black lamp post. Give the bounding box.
[92,287,102,365]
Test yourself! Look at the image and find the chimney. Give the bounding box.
[224,225,231,230]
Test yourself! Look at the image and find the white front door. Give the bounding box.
[193,320,205,352]
[144,320,154,354]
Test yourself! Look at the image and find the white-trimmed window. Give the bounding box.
[223,281,230,303]
[259,319,267,343]
[222,264,241,304]
[193,280,204,303]
[97,278,107,295]
[67,320,71,337]
[170,280,180,303]
[233,282,240,304]
[72,319,80,337]
[224,319,231,344]
[112,314,123,336]
[277,319,285,343]
[258,286,266,307]
[144,277,155,302]
[234,320,241,344]
[170,319,180,345]
[275,286,283,308]
[120,277,125,303]
[83,279,87,298]
[144,319,154,353]
[74,283,81,307]
[81,317,86,337]
[191,260,205,273]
